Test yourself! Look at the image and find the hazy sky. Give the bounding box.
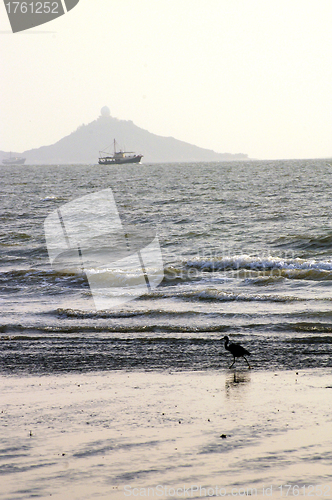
[1,0,331,159]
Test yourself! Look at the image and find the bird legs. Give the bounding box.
[243,356,251,369]
[229,357,236,369]
[229,356,251,369]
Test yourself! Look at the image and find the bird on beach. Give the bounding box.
[223,335,251,369]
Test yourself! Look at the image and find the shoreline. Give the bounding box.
[1,368,332,499]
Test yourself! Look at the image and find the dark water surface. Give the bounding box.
[1,160,332,373]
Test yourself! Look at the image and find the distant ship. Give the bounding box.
[2,153,26,165]
[98,139,143,165]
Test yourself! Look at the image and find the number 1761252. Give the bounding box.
[5,2,60,14]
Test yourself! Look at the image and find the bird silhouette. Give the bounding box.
[223,336,251,369]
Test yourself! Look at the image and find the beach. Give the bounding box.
[1,160,332,498]
[1,368,332,499]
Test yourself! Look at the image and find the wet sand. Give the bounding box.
[1,368,332,500]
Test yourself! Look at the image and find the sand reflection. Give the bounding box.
[225,369,251,398]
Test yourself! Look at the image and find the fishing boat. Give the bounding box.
[98,139,143,165]
[2,153,26,165]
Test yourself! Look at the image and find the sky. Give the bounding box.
[1,0,332,160]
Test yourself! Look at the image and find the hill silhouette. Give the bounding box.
[1,113,248,164]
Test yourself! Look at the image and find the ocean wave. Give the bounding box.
[243,276,285,286]
[0,323,231,335]
[244,269,332,282]
[0,232,31,243]
[186,255,332,279]
[0,268,89,291]
[41,196,67,202]
[274,233,332,250]
[282,323,332,334]
[55,308,147,319]
[140,288,304,303]
[54,308,204,319]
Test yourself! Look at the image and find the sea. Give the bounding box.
[1,159,332,374]
[2,160,332,500]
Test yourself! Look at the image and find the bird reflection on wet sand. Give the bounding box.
[225,370,251,398]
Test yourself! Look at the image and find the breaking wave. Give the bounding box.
[186,255,332,280]
[139,288,304,303]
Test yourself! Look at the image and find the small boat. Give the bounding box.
[98,139,143,165]
[2,153,26,165]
